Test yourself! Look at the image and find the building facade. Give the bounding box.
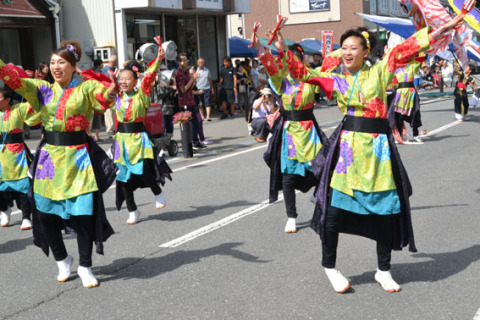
[2,0,250,80]
[0,0,56,70]
[231,0,365,46]
[112,0,249,79]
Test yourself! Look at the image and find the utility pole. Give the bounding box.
[376,0,380,40]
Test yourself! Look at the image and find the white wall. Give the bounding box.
[0,29,21,65]
[32,27,54,67]
[60,0,116,68]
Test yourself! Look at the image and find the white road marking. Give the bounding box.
[9,119,461,238]
[156,119,463,248]
[474,307,480,320]
[172,144,267,173]
[424,120,462,137]
[159,194,284,248]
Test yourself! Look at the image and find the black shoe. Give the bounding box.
[193,143,207,149]
[228,114,234,119]
[220,114,228,120]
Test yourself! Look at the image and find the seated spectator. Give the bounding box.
[251,88,277,143]
[432,65,441,88]
[236,64,248,112]
[442,60,454,87]
[93,59,104,73]
[419,65,434,89]
[257,65,269,90]
[34,61,53,83]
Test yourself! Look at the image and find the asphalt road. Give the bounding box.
[1,96,480,320]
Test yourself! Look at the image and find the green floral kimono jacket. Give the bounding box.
[112,58,160,182]
[287,28,431,215]
[0,59,115,201]
[0,102,41,192]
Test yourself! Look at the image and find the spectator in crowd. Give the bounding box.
[250,59,260,90]
[34,61,53,83]
[257,65,269,90]
[190,66,211,145]
[243,58,252,75]
[442,60,454,87]
[250,87,276,142]
[432,64,441,88]
[219,56,237,119]
[236,64,249,112]
[93,59,103,73]
[195,58,214,121]
[309,53,323,69]
[418,65,434,89]
[234,59,241,69]
[102,54,118,135]
[176,54,205,149]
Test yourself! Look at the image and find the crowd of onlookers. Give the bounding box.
[0,52,328,146]
[4,51,469,149]
[418,58,456,90]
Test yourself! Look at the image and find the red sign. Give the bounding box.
[322,30,333,59]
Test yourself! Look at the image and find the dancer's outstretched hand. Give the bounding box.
[251,32,265,55]
[108,71,119,98]
[429,13,465,41]
[265,29,287,52]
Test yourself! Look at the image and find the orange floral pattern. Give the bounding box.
[387,36,421,73]
[0,65,22,90]
[65,114,90,131]
[320,56,341,72]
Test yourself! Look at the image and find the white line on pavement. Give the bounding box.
[8,120,460,218]
[172,144,267,173]
[474,307,480,320]
[156,119,463,248]
[159,194,284,248]
[424,120,461,137]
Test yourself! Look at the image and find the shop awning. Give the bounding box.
[229,36,259,58]
[0,0,47,18]
[357,12,480,63]
[299,39,340,55]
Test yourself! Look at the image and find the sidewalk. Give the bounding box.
[22,110,262,165]
[22,85,462,163]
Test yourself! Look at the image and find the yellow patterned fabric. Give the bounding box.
[259,50,324,166]
[288,28,431,195]
[391,59,421,116]
[0,59,114,200]
[113,58,160,167]
[0,102,40,181]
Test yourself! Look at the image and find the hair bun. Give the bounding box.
[60,40,82,61]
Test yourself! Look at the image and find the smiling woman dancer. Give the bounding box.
[0,40,117,288]
[0,88,40,230]
[252,30,333,234]
[111,45,172,225]
[285,15,465,293]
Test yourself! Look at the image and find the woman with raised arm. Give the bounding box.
[0,40,118,289]
[111,46,172,225]
[453,63,477,121]
[253,30,333,234]
[0,88,41,230]
[285,14,465,293]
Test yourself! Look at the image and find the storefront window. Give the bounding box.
[126,14,162,60]
[198,16,219,79]
[177,16,197,64]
